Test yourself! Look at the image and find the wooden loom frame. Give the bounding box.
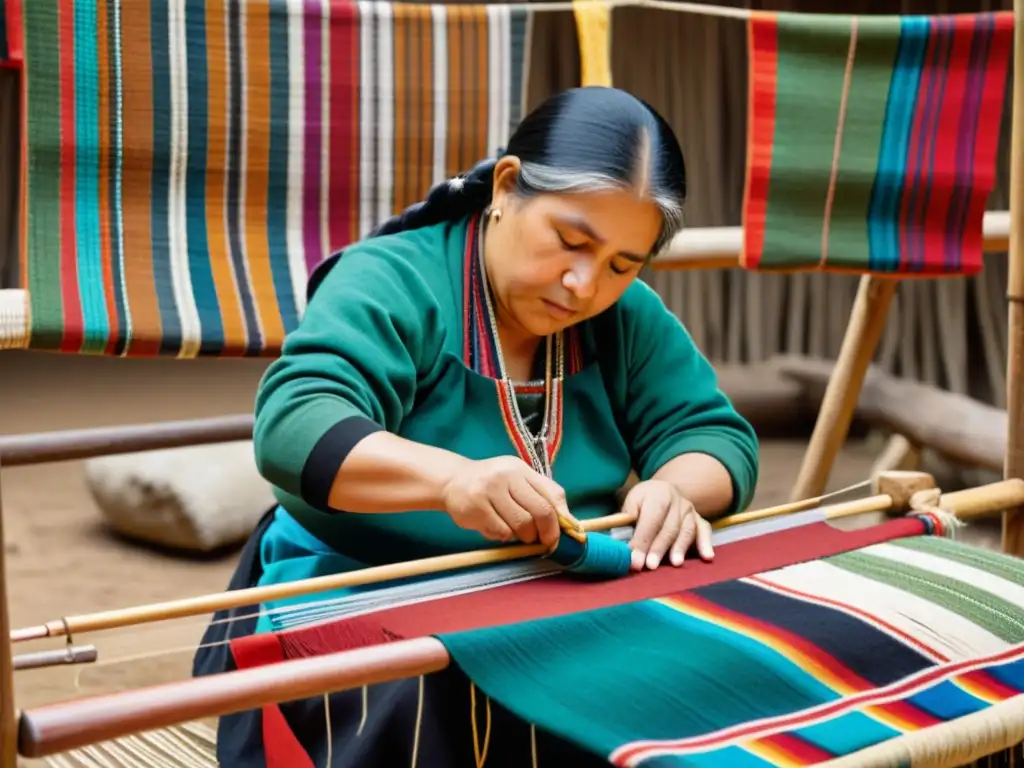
[1,3,1024,767]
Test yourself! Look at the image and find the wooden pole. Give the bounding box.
[789,275,899,501]
[0,456,18,768]
[1004,0,1024,556]
[11,511,634,642]
[0,414,254,467]
[14,478,1024,761]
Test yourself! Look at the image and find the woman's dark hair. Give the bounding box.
[309,88,686,299]
[372,86,687,256]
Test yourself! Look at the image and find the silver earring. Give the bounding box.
[490,208,502,223]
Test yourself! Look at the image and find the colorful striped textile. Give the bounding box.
[18,0,531,357]
[231,516,1008,767]
[742,11,1013,276]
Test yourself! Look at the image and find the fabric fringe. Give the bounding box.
[823,697,1024,767]
[0,286,27,349]
[42,722,217,768]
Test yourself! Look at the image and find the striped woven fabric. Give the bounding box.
[452,535,1024,766]
[232,519,1024,766]
[19,0,531,357]
[741,11,1013,276]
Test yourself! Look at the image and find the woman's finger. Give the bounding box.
[473,500,517,542]
[629,494,670,571]
[670,506,698,566]
[491,487,540,543]
[524,474,575,547]
[645,498,681,570]
[508,476,559,546]
[695,515,715,561]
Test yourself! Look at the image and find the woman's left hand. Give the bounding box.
[621,480,714,571]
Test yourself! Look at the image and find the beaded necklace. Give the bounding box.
[463,213,567,477]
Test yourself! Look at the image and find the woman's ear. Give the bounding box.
[490,155,521,211]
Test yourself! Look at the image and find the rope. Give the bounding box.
[909,488,965,539]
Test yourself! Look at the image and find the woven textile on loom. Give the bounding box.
[741,11,1013,277]
[229,515,1024,766]
[16,0,531,357]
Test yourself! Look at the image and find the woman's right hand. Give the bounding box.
[441,456,577,549]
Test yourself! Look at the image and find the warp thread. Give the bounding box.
[909,488,964,539]
[547,531,632,578]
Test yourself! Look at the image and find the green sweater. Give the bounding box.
[253,217,759,565]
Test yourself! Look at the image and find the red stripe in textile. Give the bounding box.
[740,12,777,270]
[6,0,22,63]
[328,0,360,252]
[277,517,929,659]
[962,11,1014,273]
[229,634,316,768]
[919,17,971,274]
[754,731,835,765]
[898,16,943,273]
[958,668,1021,702]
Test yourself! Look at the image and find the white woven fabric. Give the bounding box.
[0,288,29,350]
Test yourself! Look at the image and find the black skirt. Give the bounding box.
[192,511,612,767]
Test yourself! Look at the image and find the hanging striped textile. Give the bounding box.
[741,11,1013,276]
[232,521,1024,766]
[18,0,531,357]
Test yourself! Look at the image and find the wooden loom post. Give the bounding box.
[0,456,17,768]
[1004,0,1024,556]
[789,275,899,501]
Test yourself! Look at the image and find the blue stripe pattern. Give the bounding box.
[267,0,300,338]
[149,0,178,353]
[75,0,109,352]
[866,16,928,272]
[186,0,222,354]
[107,0,129,355]
[794,711,901,757]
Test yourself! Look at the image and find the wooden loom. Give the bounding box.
[0,2,1024,768]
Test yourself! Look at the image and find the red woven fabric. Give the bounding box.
[255,517,928,659]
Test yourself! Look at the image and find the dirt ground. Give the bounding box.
[0,351,1005,764]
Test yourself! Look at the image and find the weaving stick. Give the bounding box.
[10,512,634,643]
[16,477,1024,760]
[3,472,954,645]
[710,476,875,530]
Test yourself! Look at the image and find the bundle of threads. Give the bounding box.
[547,516,633,578]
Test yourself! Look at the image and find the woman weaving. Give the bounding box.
[194,87,759,767]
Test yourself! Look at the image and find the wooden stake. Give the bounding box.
[1004,0,1024,556]
[790,275,900,501]
[0,455,17,768]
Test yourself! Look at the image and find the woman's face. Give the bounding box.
[485,158,664,340]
